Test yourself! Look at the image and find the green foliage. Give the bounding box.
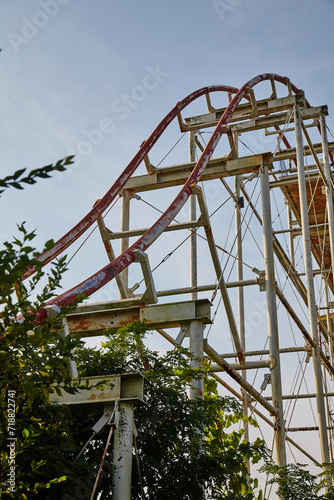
[0,156,74,195]
[318,463,334,498]
[261,462,334,500]
[0,224,84,498]
[71,323,269,499]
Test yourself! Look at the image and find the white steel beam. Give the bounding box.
[67,299,212,337]
[112,402,134,500]
[294,104,330,465]
[189,130,198,301]
[260,164,286,466]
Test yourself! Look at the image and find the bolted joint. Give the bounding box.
[267,355,276,370]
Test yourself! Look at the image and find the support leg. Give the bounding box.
[260,164,287,466]
[189,319,204,400]
[294,104,330,465]
[112,402,134,500]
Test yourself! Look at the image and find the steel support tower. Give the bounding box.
[29,74,334,497]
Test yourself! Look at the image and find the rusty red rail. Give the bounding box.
[32,73,309,321]
[22,85,240,281]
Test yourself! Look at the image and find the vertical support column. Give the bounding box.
[112,401,134,500]
[320,112,334,462]
[189,319,204,400]
[295,104,330,465]
[320,112,334,288]
[260,164,287,467]
[45,306,78,379]
[287,203,295,268]
[120,190,131,296]
[189,319,205,497]
[235,175,249,444]
[189,130,198,300]
[324,282,334,388]
[62,318,78,379]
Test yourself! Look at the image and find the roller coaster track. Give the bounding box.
[29,73,310,320]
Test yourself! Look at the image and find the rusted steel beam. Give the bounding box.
[23,85,239,280]
[105,220,203,240]
[123,154,264,193]
[156,279,258,298]
[183,94,307,130]
[34,74,311,318]
[67,299,211,337]
[287,426,334,432]
[204,340,278,416]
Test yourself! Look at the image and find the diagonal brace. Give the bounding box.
[193,184,244,362]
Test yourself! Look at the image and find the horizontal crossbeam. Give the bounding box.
[67,299,212,337]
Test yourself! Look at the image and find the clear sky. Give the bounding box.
[1,0,333,249]
[1,0,334,482]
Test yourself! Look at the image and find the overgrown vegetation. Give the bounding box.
[72,323,267,499]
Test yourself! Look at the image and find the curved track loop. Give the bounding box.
[23,85,239,281]
[36,73,308,320]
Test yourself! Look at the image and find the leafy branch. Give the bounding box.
[0,156,74,195]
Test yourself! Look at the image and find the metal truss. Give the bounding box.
[28,74,334,496]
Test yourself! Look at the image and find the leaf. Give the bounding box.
[21,177,36,184]
[22,428,30,438]
[36,172,51,179]
[64,155,75,164]
[13,168,26,180]
[9,181,24,190]
[49,475,67,484]
[44,239,55,251]
[55,386,62,396]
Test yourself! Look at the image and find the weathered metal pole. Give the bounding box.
[260,164,287,467]
[204,341,278,416]
[294,104,330,465]
[189,319,204,400]
[320,112,334,289]
[235,174,249,446]
[324,281,334,387]
[189,130,198,300]
[287,204,295,268]
[189,318,205,497]
[120,190,131,296]
[112,401,134,500]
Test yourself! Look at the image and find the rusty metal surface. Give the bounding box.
[33,74,310,319]
[203,340,278,416]
[49,373,144,405]
[23,84,239,281]
[280,176,333,293]
[67,299,212,337]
